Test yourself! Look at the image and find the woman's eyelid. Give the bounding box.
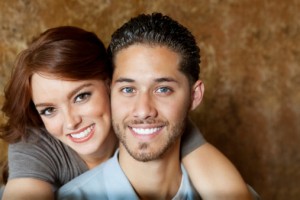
[74,91,92,103]
[39,107,55,116]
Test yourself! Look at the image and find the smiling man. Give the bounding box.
[110,43,203,199]
[111,44,200,162]
[57,12,255,200]
[58,12,203,200]
[108,13,205,199]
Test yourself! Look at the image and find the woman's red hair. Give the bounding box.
[0,26,111,143]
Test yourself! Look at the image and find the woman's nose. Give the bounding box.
[64,108,82,130]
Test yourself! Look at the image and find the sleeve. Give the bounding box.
[7,139,57,184]
[7,130,88,191]
[180,118,206,158]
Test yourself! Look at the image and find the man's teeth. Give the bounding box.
[132,127,160,135]
[71,126,93,139]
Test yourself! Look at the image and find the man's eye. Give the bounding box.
[156,87,172,94]
[40,107,55,116]
[75,92,91,103]
[121,87,135,94]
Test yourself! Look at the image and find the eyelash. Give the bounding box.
[38,92,92,117]
[39,107,55,116]
[119,86,173,96]
[156,87,173,94]
[121,87,135,94]
[74,92,91,103]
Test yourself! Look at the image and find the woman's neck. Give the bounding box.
[81,130,118,169]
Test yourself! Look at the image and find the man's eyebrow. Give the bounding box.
[114,77,179,84]
[114,78,135,83]
[154,77,178,83]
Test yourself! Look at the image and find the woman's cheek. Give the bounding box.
[44,118,62,137]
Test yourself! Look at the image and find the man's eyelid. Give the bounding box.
[121,86,136,93]
[114,80,135,88]
[155,86,173,93]
[115,80,135,89]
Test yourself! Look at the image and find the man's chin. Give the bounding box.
[129,152,160,162]
[127,147,166,162]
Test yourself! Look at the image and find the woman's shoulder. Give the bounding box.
[9,128,61,149]
[7,128,88,187]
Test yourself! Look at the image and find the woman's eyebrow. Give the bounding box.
[67,83,93,99]
[34,83,93,108]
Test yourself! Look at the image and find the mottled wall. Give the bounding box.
[0,0,299,199]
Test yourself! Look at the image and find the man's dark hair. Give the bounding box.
[108,12,201,84]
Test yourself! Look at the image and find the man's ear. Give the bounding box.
[190,80,204,111]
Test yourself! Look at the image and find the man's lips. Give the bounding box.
[130,126,164,135]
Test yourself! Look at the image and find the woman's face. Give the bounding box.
[31,73,114,160]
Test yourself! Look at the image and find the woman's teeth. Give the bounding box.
[70,126,93,139]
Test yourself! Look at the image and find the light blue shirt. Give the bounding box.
[57,150,200,200]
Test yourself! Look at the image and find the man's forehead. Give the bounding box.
[111,44,189,84]
[113,45,181,69]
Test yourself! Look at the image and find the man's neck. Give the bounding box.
[118,140,182,200]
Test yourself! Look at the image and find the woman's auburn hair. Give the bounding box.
[0,26,111,143]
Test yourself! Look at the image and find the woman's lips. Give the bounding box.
[68,124,95,143]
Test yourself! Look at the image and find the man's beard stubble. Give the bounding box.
[112,118,187,162]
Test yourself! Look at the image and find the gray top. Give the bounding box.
[7,119,205,191]
[8,129,88,191]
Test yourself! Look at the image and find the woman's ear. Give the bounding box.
[190,80,204,111]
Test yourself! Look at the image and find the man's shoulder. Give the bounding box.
[57,157,115,199]
[179,165,202,200]
[57,150,139,200]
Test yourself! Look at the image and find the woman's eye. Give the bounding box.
[40,107,55,116]
[156,87,172,94]
[74,92,91,103]
[121,87,135,94]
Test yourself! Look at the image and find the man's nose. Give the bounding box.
[132,93,158,119]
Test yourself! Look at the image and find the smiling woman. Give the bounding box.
[30,74,113,159]
[0,26,118,199]
[0,23,256,200]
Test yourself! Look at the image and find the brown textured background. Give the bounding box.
[0,0,299,199]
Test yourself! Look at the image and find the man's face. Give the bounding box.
[111,44,202,162]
